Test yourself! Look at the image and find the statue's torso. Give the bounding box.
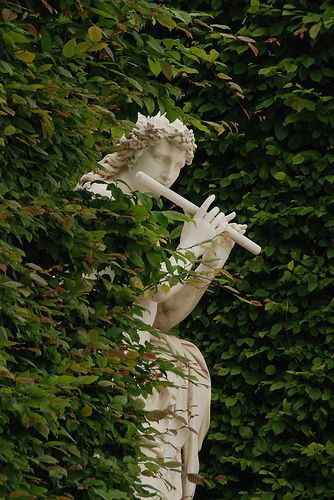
[84,180,158,332]
[81,177,211,500]
[136,295,158,327]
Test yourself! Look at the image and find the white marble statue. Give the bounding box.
[77,113,246,499]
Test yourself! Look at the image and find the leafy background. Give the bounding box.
[1,0,334,498]
[170,1,334,498]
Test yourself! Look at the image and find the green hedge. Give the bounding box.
[168,0,334,498]
[0,1,229,498]
[2,0,334,498]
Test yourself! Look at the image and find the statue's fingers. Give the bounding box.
[216,219,230,234]
[235,226,247,235]
[213,211,234,230]
[225,212,236,223]
[229,222,247,229]
[228,223,247,234]
[239,224,247,234]
[204,206,220,222]
[213,212,226,229]
[195,194,216,219]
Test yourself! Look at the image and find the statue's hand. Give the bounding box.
[178,195,236,258]
[201,222,247,269]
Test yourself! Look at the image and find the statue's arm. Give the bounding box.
[153,261,216,331]
[153,224,246,331]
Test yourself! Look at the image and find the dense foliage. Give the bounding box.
[168,0,334,498]
[0,1,228,498]
[1,0,334,498]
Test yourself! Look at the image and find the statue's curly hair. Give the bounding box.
[77,112,196,189]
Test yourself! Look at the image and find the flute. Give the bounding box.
[135,171,261,256]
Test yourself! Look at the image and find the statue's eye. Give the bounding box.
[154,155,166,161]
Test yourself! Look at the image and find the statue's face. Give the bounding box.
[127,139,187,191]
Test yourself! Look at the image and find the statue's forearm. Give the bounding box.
[153,262,217,331]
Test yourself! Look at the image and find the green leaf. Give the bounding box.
[48,465,68,478]
[0,60,13,75]
[75,375,99,385]
[265,365,276,376]
[39,63,52,72]
[62,38,77,58]
[87,42,107,52]
[309,22,322,40]
[15,50,35,63]
[292,154,304,165]
[325,441,334,456]
[310,70,322,82]
[81,405,93,416]
[10,32,31,44]
[162,211,189,222]
[274,124,288,141]
[156,13,177,30]
[75,41,91,55]
[239,426,253,438]
[160,61,173,80]
[217,72,232,80]
[98,380,114,387]
[88,26,103,42]
[90,7,116,19]
[148,58,161,77]
[29,272,48,287]
[274,172,287,181]
[4,126,16,136]
[57,375,77,384]
[40,28,52,52]
[249,0,260,12]
[143,97,155,114]
[307,387,321,401]
[146,38,164,55]
[272,421,285,435]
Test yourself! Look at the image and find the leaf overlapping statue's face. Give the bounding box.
[127,139,187,191]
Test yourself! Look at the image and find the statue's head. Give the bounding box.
[78,112,196,189]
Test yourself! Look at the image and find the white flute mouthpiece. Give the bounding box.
[135,171,261,256]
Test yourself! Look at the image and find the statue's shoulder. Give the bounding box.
[84,180,113,199]
[76,172,114,200]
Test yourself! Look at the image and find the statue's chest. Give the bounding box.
[135,296,158,326]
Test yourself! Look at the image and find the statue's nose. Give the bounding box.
[160,165,173,182]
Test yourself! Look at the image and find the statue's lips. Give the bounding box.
[159,181,173,187]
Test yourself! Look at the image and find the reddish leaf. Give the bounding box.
[237,35,255,43]
[248,42,259,56]
[37,316,52,324]
[228,81,244,95]
[16,377,34,385]
[26,24,38,37]
[187,473,205,485]
[2,8,18,22]
[143,352,157,361]
[215,474,227,485]
[41,0,56,14]
[294,28,306,39]
[221,33,236,39]
[265,37,281,46]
